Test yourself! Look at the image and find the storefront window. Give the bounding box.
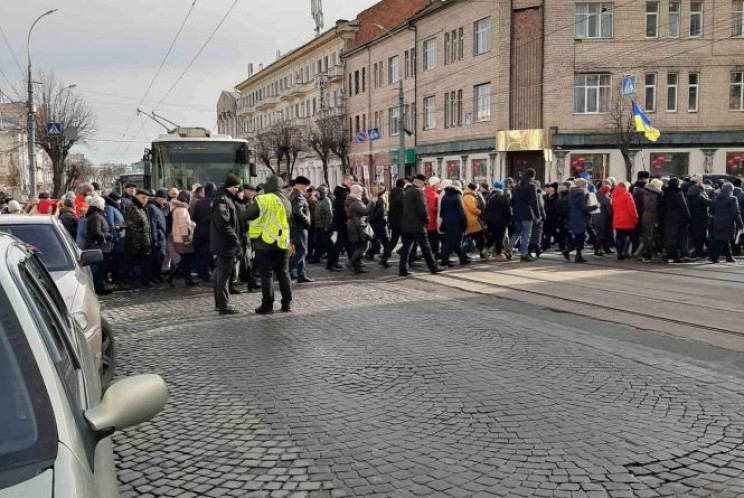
[376,165,386,183]
[649,152,689,177]
[726,152,744,177]
[569,153,609,181]
[472,159,488,183]
[446,160,461,180]
[423,161,435,178]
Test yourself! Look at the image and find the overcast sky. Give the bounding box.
[0,0,377,165]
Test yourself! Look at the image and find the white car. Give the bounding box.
[0,215,115,386]
[0,233,167,497]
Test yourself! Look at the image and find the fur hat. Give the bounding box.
[452,180,463,189]
[414,174,427,182]
[637,171,651,180]
[428,176,441,187]
[155,188,169,199]
[440,179,452,189]
[294,176,311,186]
[7,200,21,212]
[264,176,281,192]
[350,184,364,197]
[90,196,106,211]
[722,182,734,194]
[224,173,241,189]
[649,178,664,190]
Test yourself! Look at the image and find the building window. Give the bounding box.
[646,2,659,37]
[378,61,384,86]
[574,3,614,39]
[690,1,703,36]
[445,28,464,65]
[444,91,462,129]
[666,73,678,112]
[731,71,744,110]
[687,72,699,112]
[423,161,435,177]
[650,152,689,176]
[405,51,411,78]
[472,159,488,182]
[424,96,436,129]
[474,17,492,53]
[373,63,378,89]
[668,1,681,37]
[444,92,449,128]
[644,73,657,112]
[354,70,360,95]
[388,55,400,84]
[734,0,744,36]
[474,83,491,122]
[573,74,611,113]
[410,48,417,77]
[569,154,610,180]
[362,67,366,93]
[726,151,744,175]
[355,115,360,135]
[389,107,400,136]
[423,38,437,71]
[446,160,461,180]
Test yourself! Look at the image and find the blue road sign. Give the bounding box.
[367,127,381,141]
[46,122,63,136]
[356,132,368,143]
[621,75,636,99]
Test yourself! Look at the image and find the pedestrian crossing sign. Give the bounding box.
[46,122,63,136]
[621,75,636,99]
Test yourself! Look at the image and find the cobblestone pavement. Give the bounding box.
[104,271,744,498]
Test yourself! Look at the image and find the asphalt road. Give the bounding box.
[104,256,744,498]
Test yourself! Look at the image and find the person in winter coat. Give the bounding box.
[58,197,78,240]
[380,178,407,268]
[542,183,560,251]
[103,194,125,284]
[509,168,541,261]
[563,178,592,263]
[312,185,333,263]
[365,182,388,261]
[38,192,57,215]
[593,185,614,256]
[630,171,650,255]
[345,185,375,274]
[611,182,638,260]
[709,182,743,263]
[556,182,572,251]
[464,183,488,260]
[289,176,313,282]
[424,177,441,260]
[210,174,243,313]
[640,178,664,262]
[399,174,442,277]
[146,190,168,283]
[734,179,744,254]
[484,183,512,261]
[439,181,470,267]
[76,206,88,250]
[686,180,711,258]
[124,190,151,286]
[528,183,547,257]
[661,178,691,263]
[327,175,354,271]
[84,197,111,295]
[192,181,216,281]
[167,191,197,286]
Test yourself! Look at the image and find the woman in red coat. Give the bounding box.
[611,182,638,260]
[424,177,442,259]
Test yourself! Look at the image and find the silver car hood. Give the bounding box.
[0,469,53,498]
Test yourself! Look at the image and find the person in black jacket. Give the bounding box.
[365,182,388,261]
[85,197,111,295]
[542,183,560,251]
[289,176,313,283]
[630,171,650,256]
[662,178,691,263]
[146,190,168,284]
[709,182,743,263]
[686,178,711,258]
[380,178,407,268]
[210,174,242,314]
[192,182,216,280]
[124,190,151,286]
[399,175,442,277]
[439,182,470,266]
[326,174,354,271]
[58,198,78,240]
[484,183,512,261]
[508,168,541,262]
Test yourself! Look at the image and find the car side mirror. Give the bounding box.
[79,249,103,267]
[85,374,168,434]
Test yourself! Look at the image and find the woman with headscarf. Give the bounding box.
[709,182,743,263]
[439,181,470,267]
[661,177,691,263]
[85,196,111,295]
[168,190,197,286]
[640,178,664,263]
[345,184,375,274]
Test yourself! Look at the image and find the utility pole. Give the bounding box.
[375,24,406,179]
[26,9,58,198]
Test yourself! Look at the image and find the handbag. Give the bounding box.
[358,223,371,243]
[174,234,195,255]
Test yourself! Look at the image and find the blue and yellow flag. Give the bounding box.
[631,101,660,142]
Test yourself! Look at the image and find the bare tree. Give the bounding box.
[274,119,305,180]
[96,163,129,188]
[603,96,637,182]
[327,115,350,174]
[305,116,336,185]
[34,71,97,197]
[64,155,95,193]
[250,129,278,175]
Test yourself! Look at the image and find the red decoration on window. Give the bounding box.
[733,155,742,163]
[571,160,579,167]
[577,157,586,165]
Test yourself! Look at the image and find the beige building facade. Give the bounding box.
[233,22,357,186]
[0,103,52,198]
[546,0,744,181]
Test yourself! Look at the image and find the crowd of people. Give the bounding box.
[0,167,742,313]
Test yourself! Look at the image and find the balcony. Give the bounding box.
[327,64,344,80]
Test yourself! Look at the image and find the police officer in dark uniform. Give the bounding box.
[238,184,259,292]
[210,174,242,314]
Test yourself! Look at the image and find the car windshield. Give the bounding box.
[0,284,56,489]
[0,225,74,272]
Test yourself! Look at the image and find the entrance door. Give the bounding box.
[508,151,545,181]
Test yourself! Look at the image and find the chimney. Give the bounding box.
[248,63,254,77]
[276,50,281,60]
[259,63,264,71]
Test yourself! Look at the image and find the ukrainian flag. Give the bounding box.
[632,101,660,142]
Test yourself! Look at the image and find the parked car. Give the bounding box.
[0,233,167,497]
[0,215,115,386]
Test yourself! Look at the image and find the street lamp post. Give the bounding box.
[374,24,406,180]
[27,9,58,199]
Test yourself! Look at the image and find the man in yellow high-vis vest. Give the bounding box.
[242,176,293,314]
